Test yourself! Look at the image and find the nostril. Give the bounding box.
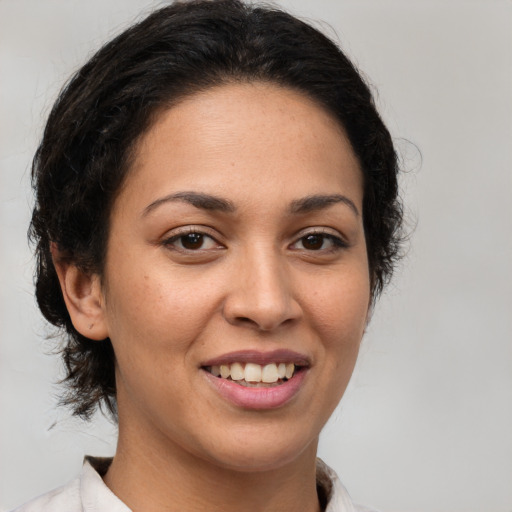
[236,316,257,326]
[234,316,276,332]
[234,315,296,332]
[223,289,302,331]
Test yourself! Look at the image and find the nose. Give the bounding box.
[222,246,302,332]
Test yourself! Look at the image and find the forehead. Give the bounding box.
[118,82,363,214]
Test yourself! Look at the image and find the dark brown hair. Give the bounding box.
[30,0,403,420]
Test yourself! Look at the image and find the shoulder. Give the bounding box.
[11,457,129,512]
[11,477,81,512]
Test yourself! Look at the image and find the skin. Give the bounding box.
[55,82,370,512]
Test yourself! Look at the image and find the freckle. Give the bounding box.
[144,275,149,280]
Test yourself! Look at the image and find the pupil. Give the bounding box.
[303,234,323,250]
[182,233,203,249]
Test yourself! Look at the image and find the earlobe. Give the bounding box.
[51,243,109,341]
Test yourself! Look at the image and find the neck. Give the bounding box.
[104,422,321,512]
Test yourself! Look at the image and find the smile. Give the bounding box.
[204,362,299,387]
[200,350,310,409]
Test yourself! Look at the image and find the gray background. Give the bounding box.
[1,1,511,511]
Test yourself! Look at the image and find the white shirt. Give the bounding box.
[12,458,377,512]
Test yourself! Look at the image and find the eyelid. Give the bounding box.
[288,227,349,252]
[293,226,348,243]
[161,225,225,249]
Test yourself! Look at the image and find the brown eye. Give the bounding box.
[291,231,347,252]
[163,231,220,252]
[181,233,204,250]
[302,234,324,250]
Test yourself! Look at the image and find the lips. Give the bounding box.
[201,349,310,367]
[201,350,310,409]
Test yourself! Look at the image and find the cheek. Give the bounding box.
[103,258,224,355]
[304,265,370,373]
[310,270,369,335]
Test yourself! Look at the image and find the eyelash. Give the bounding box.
[290,230,348,253]
[161,227,348,254]
[162,227,222,252]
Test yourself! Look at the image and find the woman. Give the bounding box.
[17,0,402,511]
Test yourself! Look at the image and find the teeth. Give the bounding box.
[220,364,230,379]
[244,363,262,382]
[230,362,244,381]
[261,363,278,383]
[208,362,298,383]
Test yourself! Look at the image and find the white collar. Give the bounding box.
[80,457,130,512]
[315,459,362,512]
[78,457,365,512]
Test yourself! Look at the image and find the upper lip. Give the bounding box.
[201,349,311,368]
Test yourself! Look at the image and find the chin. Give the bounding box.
[196,427,319,473]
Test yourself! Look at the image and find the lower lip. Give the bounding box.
[202,369,308,410]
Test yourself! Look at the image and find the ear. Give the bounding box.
[51,243,109,341]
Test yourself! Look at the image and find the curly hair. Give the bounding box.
[29,0,403,420]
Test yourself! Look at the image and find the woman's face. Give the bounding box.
[100,82,370,471]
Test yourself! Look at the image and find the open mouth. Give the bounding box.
[202,362,305,388]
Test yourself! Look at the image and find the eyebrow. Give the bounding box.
[142,191,359,217]
[289,194,359,217]
[142,191,236,216]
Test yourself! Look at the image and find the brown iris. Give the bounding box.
[301,234,324,250]
[181,233,204,250]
